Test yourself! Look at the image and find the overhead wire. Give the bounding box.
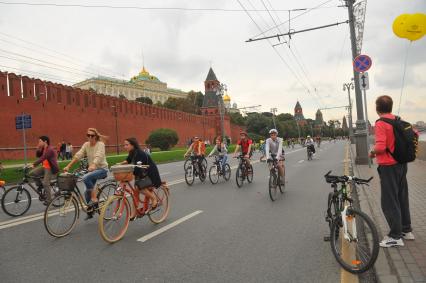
[0,64,78,84]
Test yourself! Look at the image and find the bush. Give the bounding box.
[146,128,179,151]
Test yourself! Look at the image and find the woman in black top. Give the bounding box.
[119,137,162,208]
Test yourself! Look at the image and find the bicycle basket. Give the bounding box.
[57,173,77,191]
[110,165,135,182]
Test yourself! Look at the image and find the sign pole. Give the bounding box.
[362,89,371,168]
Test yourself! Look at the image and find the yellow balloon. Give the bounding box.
[404,13,426,41]
[393,14,410,38]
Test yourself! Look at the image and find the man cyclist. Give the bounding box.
[184,136,206,176]
[233,131,253,167]
[265,129,285,185]
[305,135,315,155]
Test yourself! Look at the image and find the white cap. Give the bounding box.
[269,129,278,134]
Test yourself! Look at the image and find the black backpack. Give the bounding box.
[378,116,418,163]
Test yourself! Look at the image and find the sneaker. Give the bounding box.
[402,232,415,240]
[379,236,404,248]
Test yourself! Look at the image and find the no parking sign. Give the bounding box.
[353,55,372,73]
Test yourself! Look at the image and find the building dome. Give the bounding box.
[223,94,231,102]
[131,66,160,82]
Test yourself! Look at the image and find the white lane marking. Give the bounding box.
[137,210,203,242]
[160,172,171,176]
[298,160,304,164]
[3,197,39,206]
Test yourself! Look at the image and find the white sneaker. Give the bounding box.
[379,236,404,248]
[402,232,415,240]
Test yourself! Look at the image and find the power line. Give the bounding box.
[0,65,78,84]
[250,0,336,40]
[0,1,340,13]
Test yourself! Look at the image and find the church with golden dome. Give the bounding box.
[73,66,188,103]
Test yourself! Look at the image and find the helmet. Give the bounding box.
[269,129,278,134]
[239,131,247,136]
[307,135,311,138]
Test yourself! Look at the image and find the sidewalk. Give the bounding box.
[350,145,426,283]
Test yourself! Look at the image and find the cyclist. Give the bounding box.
[265,129,285,185]
[64,128,109,220]
[259,140,266,162]
[305,135,316,155]
[28,136,59,204]
[208,137,228,173]
[316,135,322,148]
[118,137,162,211]
[184,136,206,176]
[233,131,253,167]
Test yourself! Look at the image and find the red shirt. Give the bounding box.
[374,113,397,165]
[238,139,252,155]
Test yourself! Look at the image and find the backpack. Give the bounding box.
[199,141,206,155]
[378,116,418,163]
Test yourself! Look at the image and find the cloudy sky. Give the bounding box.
[1,0,425,124]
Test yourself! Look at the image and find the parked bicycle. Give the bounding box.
[267,154,284,201]
[1,166,60,216]
[43,169,116,238]
[208,156,231,184]
[98,164,170,243]
[235,154,253,188]
[184,155,207,185]
[323,171,379,274]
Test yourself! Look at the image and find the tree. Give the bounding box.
[229,112,246,125]
[276,113,294,122]
[146,128,179,151]
[119,94,127,100]
[136,96,153,105]
[246,113,273,137]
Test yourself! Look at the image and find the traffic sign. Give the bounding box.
[359,72,369,90]
[353,54,372,73]
[15,114,32,130]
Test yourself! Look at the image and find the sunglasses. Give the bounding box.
[87,134,96,138]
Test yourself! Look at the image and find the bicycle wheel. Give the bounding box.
[208,166,219,184]
[247,165,254,183]
[199,164,207,182]
[278,173,284,193]
[98,196,131,243]
[148,186,170,224]
[44,194,79,237]
[330,208,379,274]
[1,185,31,216]
[235,167,244,188]
[202,157,208,169]
[223,164,231,181]
[185,164,195,186]
[268,171,278,201]
[184,159,191,171]
[97,182,117,208]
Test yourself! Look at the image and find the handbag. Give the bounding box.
[135,176,153,189]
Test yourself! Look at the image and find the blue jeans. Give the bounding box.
[82,168,108,203]
[219,155,228,171]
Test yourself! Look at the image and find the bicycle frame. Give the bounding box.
[115,181,152,218]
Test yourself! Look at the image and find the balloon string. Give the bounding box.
[397,41,411,116]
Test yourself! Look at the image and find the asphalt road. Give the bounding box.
[0,141,348,283]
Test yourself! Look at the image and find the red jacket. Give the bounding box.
[374,113,397,166]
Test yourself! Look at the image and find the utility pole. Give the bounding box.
[270,107,277,129]
[215,83,227,145]
[346,0,369,164]
[343,80,355,144]
[111,105,119,155]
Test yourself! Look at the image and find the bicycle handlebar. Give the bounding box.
[324,170,373,185]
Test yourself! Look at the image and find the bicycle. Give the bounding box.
[184,155,207,186]
[307,145,314,161]
[43,169,117,238]
[98,164,170,243]
[208,156,231,184]
[0,163,5,198]
[184,154,207,171]
[323,171,379,274]
[1,166,60,216]
[235,154,253,188]
[267,154,284,201]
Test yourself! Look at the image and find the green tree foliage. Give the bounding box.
[162,91,204,114]
[229,112,246,125]
[246,113,273,137]
[146,128,179,151]
[119,94,127,100]
[136,96,153,105]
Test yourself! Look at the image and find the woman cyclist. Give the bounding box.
[64,128,109,220]
[118,138,162,211]
[208,137,228,173]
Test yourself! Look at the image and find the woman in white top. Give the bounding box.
[64,128,109,219]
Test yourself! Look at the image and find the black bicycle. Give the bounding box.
[235,154,253,188]
[1,166,60,216]
[44,169,117,238]
[208,156,231,184]
[307,145,314,161]
[184,155,207,186]
[323,171,379,274]
[267,154,284,201]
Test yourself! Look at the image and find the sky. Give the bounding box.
[0,0,425,124]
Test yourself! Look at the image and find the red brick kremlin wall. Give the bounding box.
[0,72,244,159]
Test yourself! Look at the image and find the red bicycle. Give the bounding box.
[98,164,170,243]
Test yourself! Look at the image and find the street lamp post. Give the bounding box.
[343,81,355,144]
[215,83,227,144]
[111,105,119,155]
[270,107,277,129]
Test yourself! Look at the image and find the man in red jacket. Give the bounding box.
[370,95,414,248]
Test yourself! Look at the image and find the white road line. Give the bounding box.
[160,172,171,176]
[137,210,203,242]
[3,197,39,206]
[298,160,304,164]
